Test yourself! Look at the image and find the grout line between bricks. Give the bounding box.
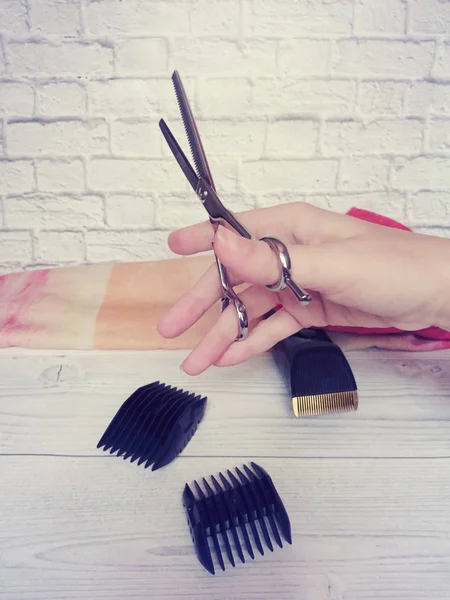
[351,0,357,35]
[405,0,413,36]
[1,117,7,156]
[22,0,31,33]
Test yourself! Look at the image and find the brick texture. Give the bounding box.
[405,82,450,117]
[242,159,338,192]
[106,194,156,228]
[354,0,407,34]
[410,0,450,33]
[88,80,160,117]
[0,1,28,36]
[428,118,450,152]
[37,83,86,118]
[339,157,390,191]
[434,43,450,81]
[0,161,35,194]
[0,0,449,272]
[332,40,435,77]
[266,119,318,157]
[0,84,35,118]
[35,230,85,263]
[84,1,190,36]
[36,159,84,192]
[358,81,407,117]
[171,38,278,75]
[29,0,81,36]
[407,192,450,225]
[393,157,450,190]
[278,39,330,76]
[4,194,104,229]
[116,39,169,75]
[8,42,114,78]
[8,120,108,156]
[322,119,423,155]
[244,0,354,35]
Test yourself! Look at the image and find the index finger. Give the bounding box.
[168,202,378,256]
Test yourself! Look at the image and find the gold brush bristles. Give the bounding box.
[293,391,358,417]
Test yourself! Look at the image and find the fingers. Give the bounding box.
[157,262,223,339]
[213,226,348,299]
[160,224,355,344]
[178,285,280,375]
[180,302,240,375]
[167,220,214,256]
[239,285,278,319]
[168,204,294,256]
[214,226,283,287]
[158,251,276,340]
[157,246,278,341]
[168,202,374,257]
[214,308,302,367]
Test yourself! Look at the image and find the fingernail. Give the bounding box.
[156,318,170,337]
[180,356,192,373]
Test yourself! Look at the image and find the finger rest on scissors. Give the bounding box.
[260,236,311,305]
[220,291,249,341]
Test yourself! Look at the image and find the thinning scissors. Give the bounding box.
[159,71,311,341]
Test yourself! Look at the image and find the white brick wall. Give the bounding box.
[0,0,449,273]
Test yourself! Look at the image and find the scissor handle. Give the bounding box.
[260,236,312,305]
[221,293,248,342]
[214,255,248,341]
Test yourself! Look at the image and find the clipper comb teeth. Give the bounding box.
[183,462,291,574]
[97,381,207,471]
[271,327,358,417]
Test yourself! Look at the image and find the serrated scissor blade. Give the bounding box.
[171,70,216,190]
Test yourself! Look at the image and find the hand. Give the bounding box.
[157,202,450,375]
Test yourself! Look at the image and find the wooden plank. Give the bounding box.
[1,455,450,600]
[1,350,450,458]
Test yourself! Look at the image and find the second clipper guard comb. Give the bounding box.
[183,462,292,574]
[97,381,207,471]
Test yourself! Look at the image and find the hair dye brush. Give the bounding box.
[272,327,358,417]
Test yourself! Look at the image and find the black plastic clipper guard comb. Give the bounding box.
[183,462,292,574]
[97,381,207,471]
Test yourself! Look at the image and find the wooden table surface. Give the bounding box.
[1,347,450,600]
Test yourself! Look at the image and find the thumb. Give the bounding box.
[213,225,349,297]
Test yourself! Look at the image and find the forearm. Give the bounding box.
[430,236,450,331]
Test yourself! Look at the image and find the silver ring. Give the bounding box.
[260,236,291,292]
